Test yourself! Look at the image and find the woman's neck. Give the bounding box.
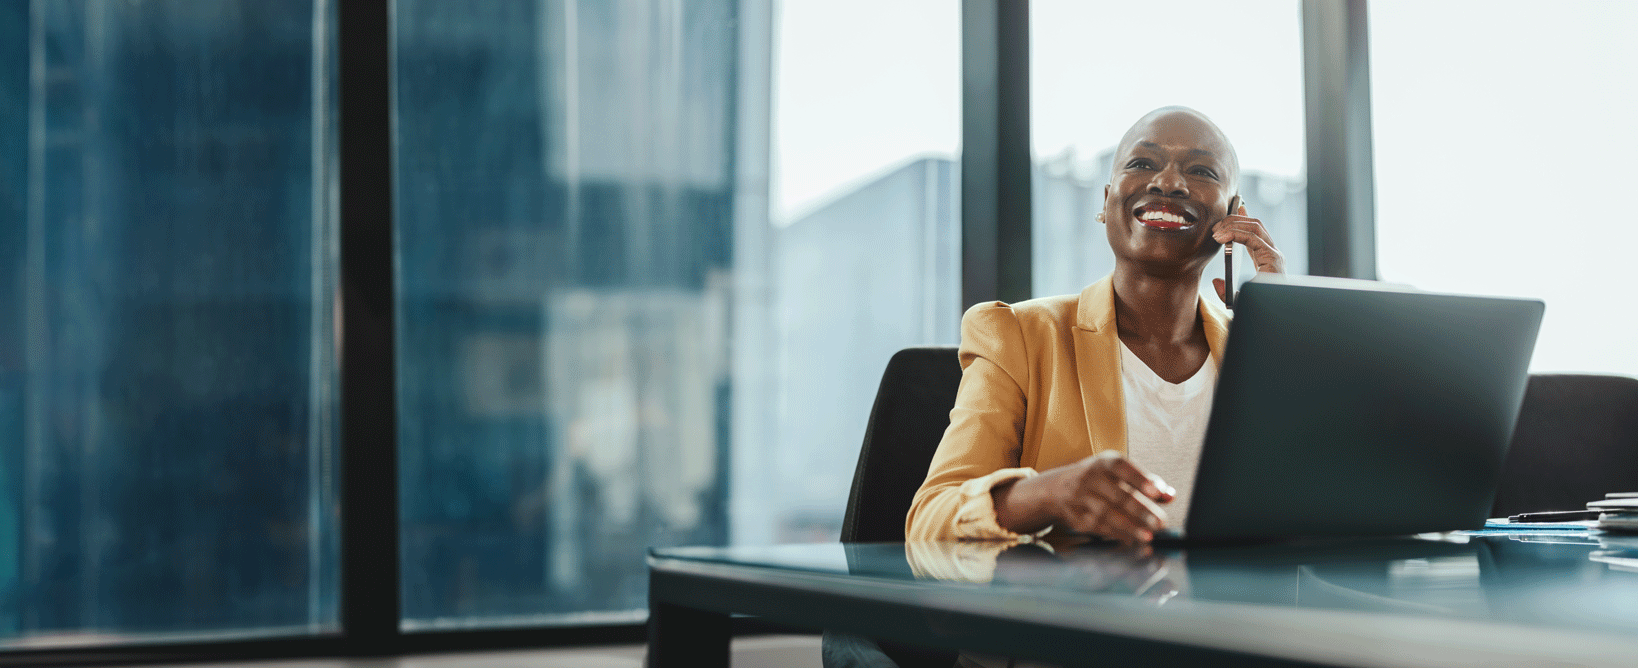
[1111,265,1203,345]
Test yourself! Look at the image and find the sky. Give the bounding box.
[1369,1,1638,375]
[771,0,961,224]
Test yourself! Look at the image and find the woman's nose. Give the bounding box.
[1147,164,1189,197]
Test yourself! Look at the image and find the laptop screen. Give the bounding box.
[1182,275,1544,541]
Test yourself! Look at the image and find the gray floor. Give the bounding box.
[173,635,822,668]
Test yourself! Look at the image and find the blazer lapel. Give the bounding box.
[1200,292,1232,365]
[1072,276,1127,456]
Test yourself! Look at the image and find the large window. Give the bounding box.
[1,0,338,645]
[2,0,959,644]
[1030,0,1308,298]
[1370,1,1638,377]
[392,0,958,628]
[756,0,960,546]
[393,0,741,628]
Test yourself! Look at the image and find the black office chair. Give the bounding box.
[840,346,964,543]
[824,346,962,668]
[1490,373,1638,517]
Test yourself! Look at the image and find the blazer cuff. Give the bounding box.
[954,467,1048,541]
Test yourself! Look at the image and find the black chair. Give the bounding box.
[1490,373,1638,517]
[824,346,962,668]
[840,346,964,543]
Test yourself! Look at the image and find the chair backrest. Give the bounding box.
[1491,373,1638,517]
[840,346,962,543]
[832,347,963,668]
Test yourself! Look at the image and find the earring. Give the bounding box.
[1096,212,1105,222]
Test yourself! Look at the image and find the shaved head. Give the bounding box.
[1113,106,1239,192]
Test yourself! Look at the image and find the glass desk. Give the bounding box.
[648,529,1638,667]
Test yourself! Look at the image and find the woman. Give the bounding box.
[906,106,1285,544]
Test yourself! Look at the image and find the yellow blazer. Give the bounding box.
[905,274,1232,542]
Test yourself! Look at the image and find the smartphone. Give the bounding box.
[1224,195,1241,310]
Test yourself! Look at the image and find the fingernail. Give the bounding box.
[1139,530,1153,542]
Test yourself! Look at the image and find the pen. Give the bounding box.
[1508,509,1601,523]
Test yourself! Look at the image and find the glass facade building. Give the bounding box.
[393,0,744,626]
[2,0,338,642]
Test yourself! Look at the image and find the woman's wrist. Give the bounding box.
[992,472,1059,535]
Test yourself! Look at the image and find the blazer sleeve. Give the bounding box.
[905,301,1039,542]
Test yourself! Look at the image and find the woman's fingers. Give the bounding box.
[1104,481,1171,528]
[1094,450,1175,502]
[1055,454,1174,543]
[1087,505,1154,544]
[1212,218,1273,251]
[1059,491,1153,542]
[1213,215,1285,275]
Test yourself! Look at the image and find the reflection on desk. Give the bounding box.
[650,531,1638,667]
[1591,534,1638,573]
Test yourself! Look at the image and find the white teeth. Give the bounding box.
[1140,210,1187,224]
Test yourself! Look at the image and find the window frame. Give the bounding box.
[0,0,1375,664]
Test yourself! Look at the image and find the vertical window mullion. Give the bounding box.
[338,0,400,650]
[962,0,1032,308]
[1302,0,1377,279]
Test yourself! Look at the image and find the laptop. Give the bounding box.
[1165,273,1544,542]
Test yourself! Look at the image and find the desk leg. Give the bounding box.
[647,601,729,668]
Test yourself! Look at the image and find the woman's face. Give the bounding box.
[1102,111,1238,273]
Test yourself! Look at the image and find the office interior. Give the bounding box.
[2,0,1636,666]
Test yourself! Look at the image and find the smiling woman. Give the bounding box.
[1103,109,1285,303]
[906,108,1286,546]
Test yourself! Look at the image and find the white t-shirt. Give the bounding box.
[1118,340,1216,527]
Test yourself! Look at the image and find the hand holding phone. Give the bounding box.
[1213,198,1284,305]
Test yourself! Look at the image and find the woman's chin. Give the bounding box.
[1116,248,1214,277]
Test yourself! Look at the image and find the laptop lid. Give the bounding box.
[1180,274,1544,541]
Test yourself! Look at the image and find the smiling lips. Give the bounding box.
[1134,204,1197,231]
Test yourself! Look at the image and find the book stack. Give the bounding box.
[1589,493,1638,533]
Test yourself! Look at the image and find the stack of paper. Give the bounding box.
[1589,493,1638,532]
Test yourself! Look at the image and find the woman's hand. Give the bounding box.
[993,451,1175,544]
[1211,202,1284,305]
